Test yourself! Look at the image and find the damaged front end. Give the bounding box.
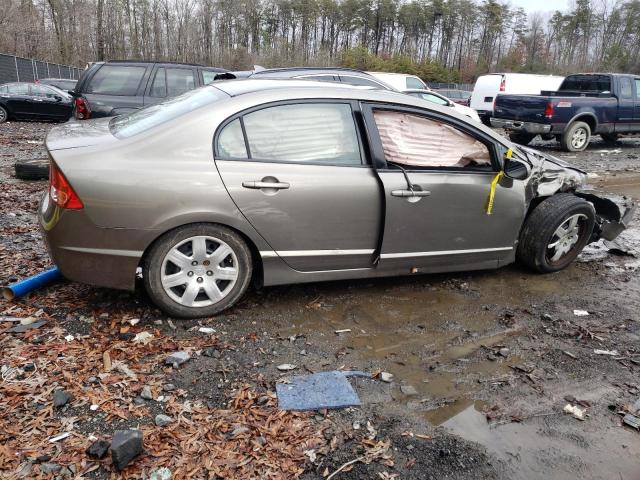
[518,146,636,243]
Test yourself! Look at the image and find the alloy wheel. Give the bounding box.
[160,235,239,307]
[546,214,587,264]
[571,127,588,150]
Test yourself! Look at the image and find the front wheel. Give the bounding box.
[509,132,536,145]
[143,224,253,318]
[0,105,8,123]
[561,121,591,152]
[517,194,595,273]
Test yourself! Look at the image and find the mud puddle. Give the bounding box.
[591,171,640,199]
[443,400,640,480]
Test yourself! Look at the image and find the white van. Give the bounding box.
[470,73,565,124]
[366,72,429,91]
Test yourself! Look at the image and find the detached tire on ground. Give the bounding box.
[143,223,253,318]
[14,158,50,180]
[517,194,595,273]
[508,132,536,145]
[561,121,591,152]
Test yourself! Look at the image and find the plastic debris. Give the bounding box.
[149,467,173,480]
[379,372,394,383]
[6,320,47,333]
[573,310,589,316]
[277,364,297,371]
[166,351,190,367]
[277,371,361,411]
[594,349,619,356]
[563,403,585,420]
[64,334,74,342]
[48,432,72,443]
[133,331,153,345]
[198,327,216,334]
[335,329,352,334]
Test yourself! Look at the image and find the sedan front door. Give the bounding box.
[362,104,526,272]
[215,101,381,272]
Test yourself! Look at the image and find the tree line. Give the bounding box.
[2,0,640,83]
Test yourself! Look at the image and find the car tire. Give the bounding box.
[601,133,619,144]
[508,133,535,145]
[561,121,591,152]
[517,194,595,273]
[0,105,8,123]
[14,158,49,180]
[143,223,252,319]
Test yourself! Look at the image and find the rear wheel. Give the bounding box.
[508,132,536,145]
[517,194,595,273]
[0,105,8,123]
[144,224,252,318]
[561,121,591,152]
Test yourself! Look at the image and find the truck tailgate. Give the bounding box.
[493,95,550,121]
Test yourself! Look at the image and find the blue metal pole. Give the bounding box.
[2,267,63,300]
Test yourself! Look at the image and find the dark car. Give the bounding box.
[491,73,640,151]
[72,60,230,119]
[249,67,396,90]
[39,78,78,92]
[435,89,472,106]
[0,82,72,123]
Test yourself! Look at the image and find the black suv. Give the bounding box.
[72,60,230,119]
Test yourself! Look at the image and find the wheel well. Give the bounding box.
[572,115,596,132]
[138,222,264,287]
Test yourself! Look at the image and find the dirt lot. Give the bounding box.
[1,121,639,480]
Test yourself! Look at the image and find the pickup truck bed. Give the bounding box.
[491,73,640,151]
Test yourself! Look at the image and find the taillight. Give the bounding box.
[499,76,506,92]
[49,162,83,209]
[544,102,555,119]
[74,97,91,120]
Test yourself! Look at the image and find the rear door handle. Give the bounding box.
[391,190,431,197]
[242,181,290,190]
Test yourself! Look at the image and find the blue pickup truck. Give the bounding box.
[491,73,640,151]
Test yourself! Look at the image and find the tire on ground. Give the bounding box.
[561,121,591,152]
[143,223,253,319]
[14,158,50,180]
[517,193,595,273]
[508,132,536,145]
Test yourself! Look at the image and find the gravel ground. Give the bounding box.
[1,121,639,479]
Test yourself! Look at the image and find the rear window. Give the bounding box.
[110,86,226,138]
[559,75,611,93]
[406,76,426,89]
[87,65,146,96]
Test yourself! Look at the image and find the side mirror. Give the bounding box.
[503,157,529,180]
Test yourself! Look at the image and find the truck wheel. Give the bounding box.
[517,194,595,273]
[601,133,619,144]
[143,223,253,318]
[561,121,591,152]
[508,133,536,145]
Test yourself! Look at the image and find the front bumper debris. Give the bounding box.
[575,191,636,241]
[491,118,552,134]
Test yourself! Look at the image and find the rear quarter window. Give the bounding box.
[406,76,426,89]
[87,65,147,96]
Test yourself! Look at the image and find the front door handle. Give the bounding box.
[391,189,431,197]
[242,181,290,190]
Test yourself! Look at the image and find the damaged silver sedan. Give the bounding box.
[39,80,635,318]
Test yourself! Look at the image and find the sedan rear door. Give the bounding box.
[214,101,381,272]
[362,103,526,272]
[3,83,32,117]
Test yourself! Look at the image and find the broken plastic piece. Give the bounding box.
[276,371,361,411]
[563,403,585,420]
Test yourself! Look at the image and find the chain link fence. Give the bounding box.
[0,53,82,85]
[428,82,474,91]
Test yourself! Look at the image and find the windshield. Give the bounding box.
[109,86,227,138]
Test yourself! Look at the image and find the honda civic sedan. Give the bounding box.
[0,82,73,123]
[39,80,634,318]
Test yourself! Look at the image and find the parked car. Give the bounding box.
[250,67,395,89]
[492,73,640,152]
[39,78,78,92]
[71,60,230,119]
[367,72,428,91]
[470,73,565,125]
[39,79,634,318]
[404,89,481,122]
[0,82,72,123]
[434,89,472,106]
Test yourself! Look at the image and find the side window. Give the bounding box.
[218,119,248,159]
[202,70,218,84]
[420,93,449,106]
[237,103,361,165]
[8,83,29,95]
[166,68,195,97]
[635,79,640,99]
[620,78,633,99]
[373,110,491,169]
[298,75,339,83]
[31,85,57,98]
[150,68,167,97]
[87,65,146,95]
[0,85,8,94]
[406,76,426,89]
[340,75,384,89]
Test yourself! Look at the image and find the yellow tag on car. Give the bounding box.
[485,171,504,215]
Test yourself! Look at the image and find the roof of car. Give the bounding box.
[212,78,365,96]
[92,60,227,71]
[252,67,368,75]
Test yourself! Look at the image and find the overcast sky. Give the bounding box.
[508,0,571,13]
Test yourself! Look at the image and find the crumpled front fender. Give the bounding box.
[575,190,636,241]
